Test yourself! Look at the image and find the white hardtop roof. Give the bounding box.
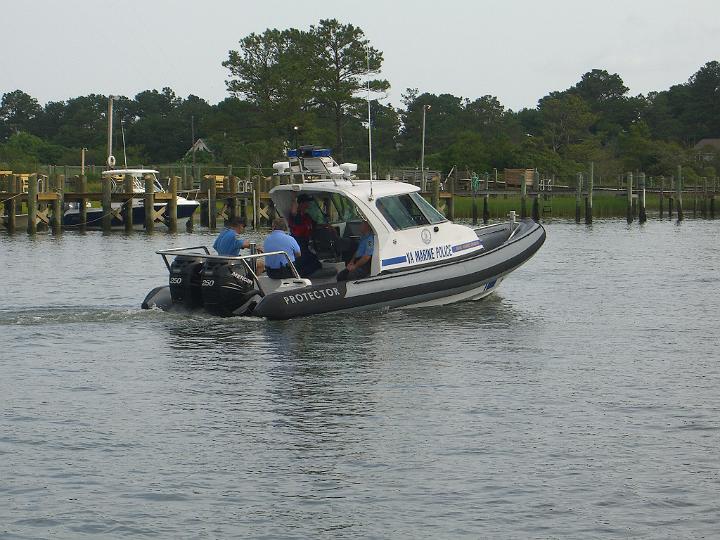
[271,179,420,199]
[102,169,159,176]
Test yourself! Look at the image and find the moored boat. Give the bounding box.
[62,169,199,229]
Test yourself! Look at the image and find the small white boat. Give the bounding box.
[142,147,545,319]
[63,169,199,229]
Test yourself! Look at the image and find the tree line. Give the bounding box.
[1,18,719,182]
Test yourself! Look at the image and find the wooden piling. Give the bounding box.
[585,162,594,224]
[27,173,38,235]
[102,175,113,232]
[168,176,179,232]
[431,177,440,210]
[122,174,134,232]
[446,175,456,221]
[240,196,248,224]
[711,193,716,219]
[144,173,155,232]
[575,173,582,223]
[51,173,63,234]
[676,166,684,222]
[228,175,238,222]
[520,173,527,219]
[639,172,647,223]
[471,183,478,225]
[208,176,217,230]
[4,175,17,233]
[269,176,280,221]
[659,176,664,218]
[199,177,209,227]
[626,172,633,224]
[36,174,48,232]
[78,173,88,230]
[253,177,261,229]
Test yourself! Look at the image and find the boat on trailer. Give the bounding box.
[142,147,545,320]
[63,169,199,229]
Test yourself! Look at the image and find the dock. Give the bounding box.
[1,164,718,235]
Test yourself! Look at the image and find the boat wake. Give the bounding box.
[0,305,165,326]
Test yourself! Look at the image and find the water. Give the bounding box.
[1,221,719,539]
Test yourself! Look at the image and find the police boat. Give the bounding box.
[63,169,199,229]
[141,147,545,320]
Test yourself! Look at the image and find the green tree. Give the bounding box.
[0,90,42,141]
[308,19,388,161]
[223,27,312,138]
[570,69,642,137]
[437,131,491,174]
[538,93,596,153]
[0,132,65,166]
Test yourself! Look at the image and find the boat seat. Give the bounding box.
[310,225,340,260]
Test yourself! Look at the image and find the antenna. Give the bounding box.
[120,119,128,168]
[366,45,374,200]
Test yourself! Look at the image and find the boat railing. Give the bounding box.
[156,246,301,294]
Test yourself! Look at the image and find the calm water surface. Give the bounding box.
[1,220,718,539]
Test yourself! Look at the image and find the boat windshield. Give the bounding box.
[376,194,431,230]
[108,173,163,193]
[409,192,447,224]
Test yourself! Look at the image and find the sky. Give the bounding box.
[2,0,720,111]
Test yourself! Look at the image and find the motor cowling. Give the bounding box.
[169,255,204,308]
[201,261,262,317]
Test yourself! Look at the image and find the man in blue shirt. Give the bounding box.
[337,220,373,281]
[214,217,250,256]
[263,218,302,279]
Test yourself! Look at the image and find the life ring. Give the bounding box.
[107,155,116,167]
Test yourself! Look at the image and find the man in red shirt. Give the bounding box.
[288,194,321,277]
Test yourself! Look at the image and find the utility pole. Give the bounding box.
[106,96,115,168]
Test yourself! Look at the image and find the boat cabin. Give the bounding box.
[269,154,482,281]
[103,169,164,193]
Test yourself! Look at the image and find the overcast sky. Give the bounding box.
[2,0,719,111]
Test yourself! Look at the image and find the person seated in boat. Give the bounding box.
[288,194,322,275]
[214,217,264,272]
[263,218,302,279]
[288,194,314,241]
[337,220,374,282]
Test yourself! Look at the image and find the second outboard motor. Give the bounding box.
[201,261,262,317]
[169,255,205,309]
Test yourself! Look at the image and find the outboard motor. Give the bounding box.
[201,260,262,317]
[169,255,205,309]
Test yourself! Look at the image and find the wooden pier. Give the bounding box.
[1,166,718,235]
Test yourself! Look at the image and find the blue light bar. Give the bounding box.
[311,149,332,157]
[287,149,298,157]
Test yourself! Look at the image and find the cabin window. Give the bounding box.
[305,198,328,224]
[409,192,447,224]
[330,194,362,222]
[376,194,430,230]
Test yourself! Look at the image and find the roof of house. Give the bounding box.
[693,138,720,151]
